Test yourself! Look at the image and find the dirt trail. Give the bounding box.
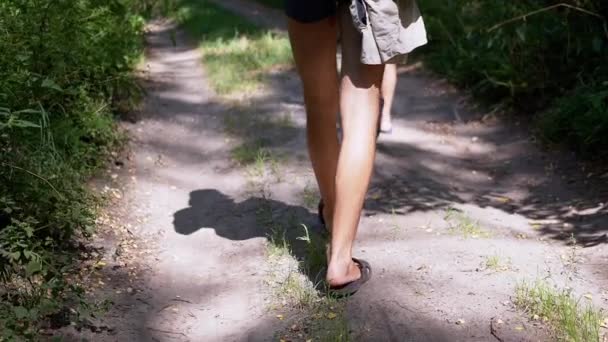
[74,1,608,341]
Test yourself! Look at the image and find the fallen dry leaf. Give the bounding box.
[496,196,511,203]
[327,312,337,320]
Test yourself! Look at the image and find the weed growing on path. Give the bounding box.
[388,207,405,239]
[224,104,294,184]
[444,208,491,239]
[300,183,320,209]
[561,234,582,282]
[484,254,511,272]
[515,280,606,342]
[231,140,282,181]
[297,224,328,279]
[257,195,351,340]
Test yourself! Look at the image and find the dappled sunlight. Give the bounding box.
[383,124,498,157]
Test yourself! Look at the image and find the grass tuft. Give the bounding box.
[515,280,606,342]
[484,254,511,272]
[231,141,281,180]
[261,209,349,341]
[300,183,320,209]
[444,208,490,239]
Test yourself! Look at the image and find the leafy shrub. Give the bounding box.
[418,0,608,156]
[538,82,608,158]
[0,0,146,338]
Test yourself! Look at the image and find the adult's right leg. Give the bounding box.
[287,17,340,228]
[326,5,385,287]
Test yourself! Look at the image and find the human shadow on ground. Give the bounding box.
[173,189,330,282]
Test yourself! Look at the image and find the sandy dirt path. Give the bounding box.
[71,2,608,341]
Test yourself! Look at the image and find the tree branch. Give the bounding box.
[487,3,608,40]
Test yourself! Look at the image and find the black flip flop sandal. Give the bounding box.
[328,258,372,297]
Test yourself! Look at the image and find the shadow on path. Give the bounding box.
[173,189,329,281]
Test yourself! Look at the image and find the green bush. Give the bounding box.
[0,0,145,338]
[538,82,608,157]
[418,0,608,157]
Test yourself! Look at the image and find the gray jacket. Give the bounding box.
[350,0,428,64]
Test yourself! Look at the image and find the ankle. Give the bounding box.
[329,249,352,266]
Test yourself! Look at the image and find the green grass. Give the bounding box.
[296,224,328,278]
[174,0,292,94]
[444,208,491,239]
[259,200,349,341]
[388,207,404,239]
[300,183,319,209]
[537,83,608,160]
[269,225,349,341]
[515,280,606,342]
[231,140,281,179]
[231,142,270,166]
[484,254,510,272]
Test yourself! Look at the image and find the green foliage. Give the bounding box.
[419,0,608,157]
[0,0,145,339]
[515,280,605,341]
[537,82,608,158]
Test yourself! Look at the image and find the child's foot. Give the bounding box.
[380,116,392,133]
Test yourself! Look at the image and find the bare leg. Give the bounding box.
[380,64,397,132]
[287,18,340,229]
[326,8,385,287]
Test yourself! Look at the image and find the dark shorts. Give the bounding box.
[285,0,337,23]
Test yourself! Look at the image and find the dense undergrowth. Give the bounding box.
[418,0,608,159]
[0,0,147,339]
